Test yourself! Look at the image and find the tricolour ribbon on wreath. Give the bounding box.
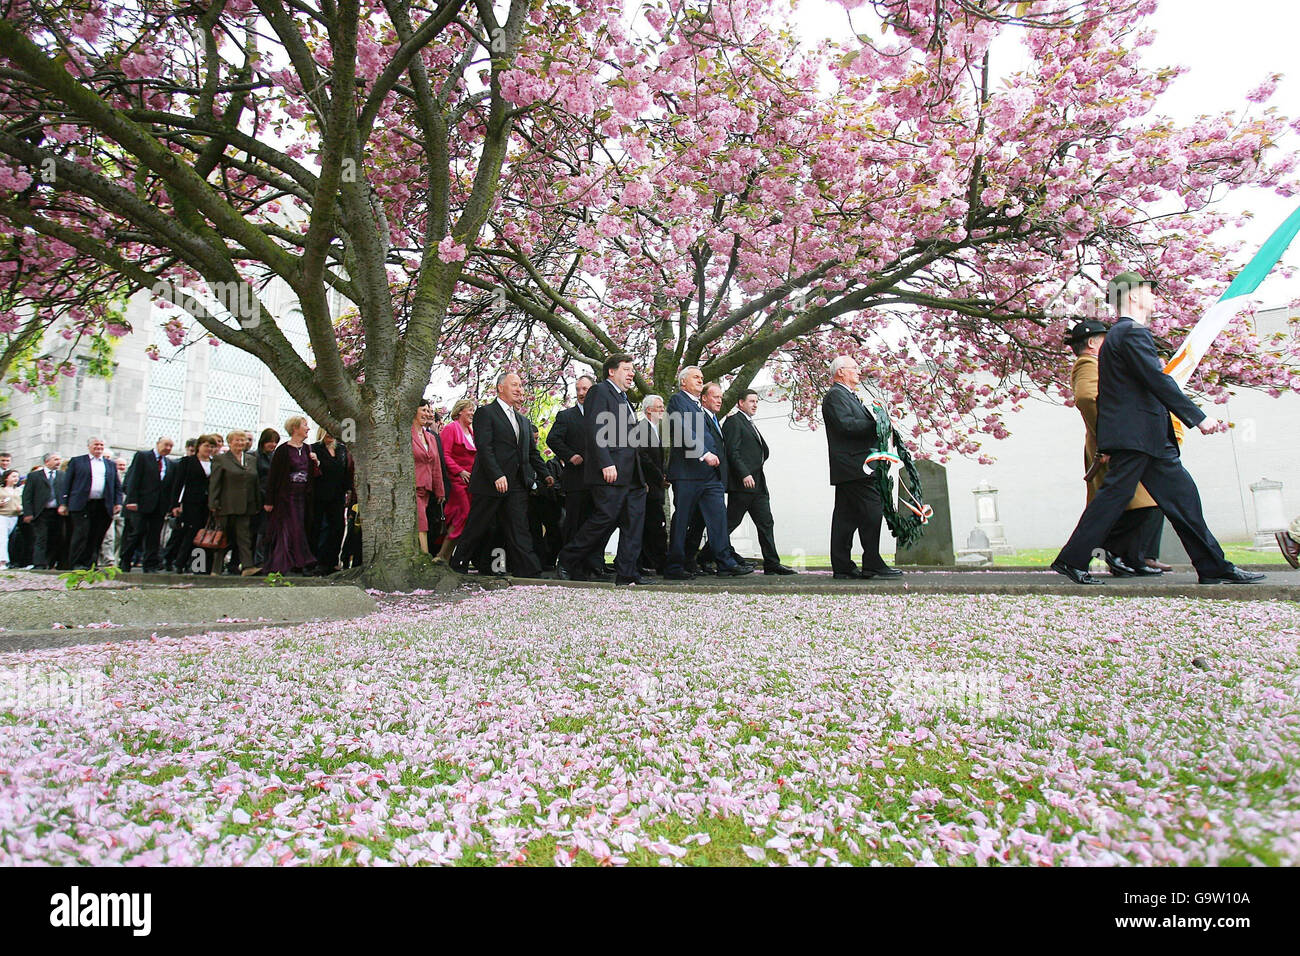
[860,399,932,549]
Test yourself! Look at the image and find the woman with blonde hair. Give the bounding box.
[262,415,320,575]
[437,397,477,562]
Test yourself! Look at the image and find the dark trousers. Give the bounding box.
[162,515,188,571]
[120,509,166,571]
[830,479,887,574]
[1058,446,1231,578]
[669,478,735,574]
[312,495,347,571]
[561,488,608,573]
[67,499,113,568]
[221,514,255,572]
[726,488,781,568]
[558,482,646,579]
[452,490,542,578]
[30,510,65,569]
[685,509,740,568]
[640,493,668,572]
[529,495,563,570]
[1102,505,1160,565]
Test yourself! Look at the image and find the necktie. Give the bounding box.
[157,455,164,478]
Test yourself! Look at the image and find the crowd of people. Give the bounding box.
[2,270,1294,583]
[0,418,358,576]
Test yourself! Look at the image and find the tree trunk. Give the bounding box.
[345,400,452,591]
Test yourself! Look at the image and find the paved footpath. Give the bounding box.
[517,566,1300,601]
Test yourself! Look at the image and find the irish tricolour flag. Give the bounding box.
[1163,203,1300,388]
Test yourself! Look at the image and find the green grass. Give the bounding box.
[768,539,1290,568]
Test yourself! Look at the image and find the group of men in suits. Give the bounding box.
[1053,271,1265,586]
[18,438,126,570]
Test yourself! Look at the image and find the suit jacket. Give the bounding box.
[209,450,262,516]
[665,389,726,485]
[547,404,589,492]
[1097,317,1205,456]
[582,379,645,487]
[21,467,64,519]
[60,454,123,512]
[169,455,213,526]
[822,383,879,485]
[468,400,544,497]
[124,449,177,515]
[412,425,446,499]
[636,419,667,501]
[1071,354,1157,509]
[723,412,769,494]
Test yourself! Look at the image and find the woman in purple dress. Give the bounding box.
[261,416,321,575]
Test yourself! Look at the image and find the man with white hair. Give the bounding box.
[664,369,752,579]
[822,356,901,580]
[59,435,124,569]
[636,394,670,574]
[450,371,546,578]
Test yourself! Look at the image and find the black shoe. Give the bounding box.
[1129,562,1163,576]
[764,564,797,575]
[554,565,572,580]
[696,563,718,576]
[449,562,471,575]
[663,569,696,580]
[615,575,650,586]
[832,570,865,580]
[1051,560,1103,585]
[1104,553,1137,577]
[718,564,753,576]
[868,567,904,578]
[1198,567,1266,585]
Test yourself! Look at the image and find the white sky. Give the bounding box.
[790,0,1300,307]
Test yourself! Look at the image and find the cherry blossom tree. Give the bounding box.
[0,0,618,585]
[452,0,1298,461]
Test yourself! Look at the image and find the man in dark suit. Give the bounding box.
[664,371,751,579]
[119,437,176,572]
[556,353,649,584]
[21,453,65,569]
[450,372,545,579]
[1054,271,1263,585]
[548,374,608,577]
[59,437,124,569]
[637,394,670,574]
[822,356,902,580]
[723,389,795,574]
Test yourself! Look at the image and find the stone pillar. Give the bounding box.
[897,459,955,566]
[972,480,1011,554]
[1250,478,1286,548]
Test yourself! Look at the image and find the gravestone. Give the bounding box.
[897,459,955,565]
[955,528,993,567]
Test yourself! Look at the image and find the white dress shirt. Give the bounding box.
[496,397,519,440]
[88,455,106,500]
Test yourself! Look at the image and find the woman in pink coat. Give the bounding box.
[436,398,477,563]
[412,400,446,555]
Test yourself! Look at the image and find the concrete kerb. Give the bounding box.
[0,585,377,633]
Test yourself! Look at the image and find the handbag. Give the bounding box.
[425,493,446,539]
[194,516,228,550]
